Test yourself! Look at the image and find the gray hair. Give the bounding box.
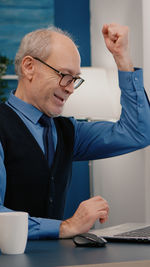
[15,26,74,78]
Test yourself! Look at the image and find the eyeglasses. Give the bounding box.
[33,57,84,89]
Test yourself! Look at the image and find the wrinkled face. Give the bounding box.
[19,33,81,117]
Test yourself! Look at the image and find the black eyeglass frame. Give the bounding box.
[33,57,84,89]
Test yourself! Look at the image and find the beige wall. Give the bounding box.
[90,0,143,69]
[142,0,150,222]
[90,0,150,228]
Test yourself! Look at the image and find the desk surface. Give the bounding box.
[0,239,150,267]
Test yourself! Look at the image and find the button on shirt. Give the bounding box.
[0,68,150,240]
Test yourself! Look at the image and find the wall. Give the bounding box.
[142,0,150,222]
[54,0,91,67]
[90,0,143,69]
[90,0,147,228]
[1,0,148,227]
[0,0,54,74]
[54,0,91,218]
[0,0,54,101]
[61,0,148,227]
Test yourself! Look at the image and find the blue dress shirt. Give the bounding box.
[0,68,150,239]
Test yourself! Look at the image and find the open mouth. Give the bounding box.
[54,93,65,104]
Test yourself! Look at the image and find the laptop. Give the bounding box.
[90,223,150,243]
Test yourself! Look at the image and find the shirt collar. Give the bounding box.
[7,90,43,124]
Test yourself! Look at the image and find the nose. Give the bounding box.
[63,82,74,95]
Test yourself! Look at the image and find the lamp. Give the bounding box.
[62,67,121,121]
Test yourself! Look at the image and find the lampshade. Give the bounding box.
[62,67,121,120]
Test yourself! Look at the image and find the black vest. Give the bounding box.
[0,103,74,220]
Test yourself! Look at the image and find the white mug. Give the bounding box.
[0,212,28,254]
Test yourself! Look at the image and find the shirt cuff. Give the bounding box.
[118,68,144,91]
[38,218,62,239]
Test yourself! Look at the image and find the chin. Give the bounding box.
[46,105,64,118]
[47,110,62,118]
[51,107,65,117]
[50,113,60,118]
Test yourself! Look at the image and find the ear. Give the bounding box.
[21,56,35,80]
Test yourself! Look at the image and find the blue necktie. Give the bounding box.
[39,114,54,168]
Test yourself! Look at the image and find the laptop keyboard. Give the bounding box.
[114,226,150,238]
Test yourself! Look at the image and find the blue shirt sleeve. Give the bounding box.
[0,206,61,240]
[72,69,150,161]
[0,68,150,239]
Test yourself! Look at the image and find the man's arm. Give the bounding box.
[59,24,150,238]
[71,24,150,161]
[0,205,61,240]
[102,23,134,71]
[0,156,109,240]
[0,142,109,239]
[59,196,109,238]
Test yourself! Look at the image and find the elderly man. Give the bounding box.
[0,23,149,239]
